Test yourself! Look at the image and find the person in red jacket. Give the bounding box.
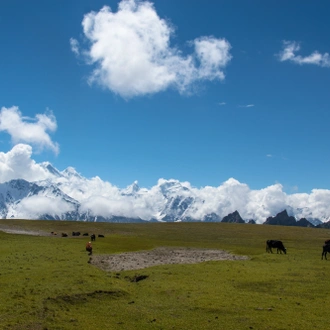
[86,241,93,255]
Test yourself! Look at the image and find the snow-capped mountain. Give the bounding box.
[121,181,140,196]
[40,162,62,177]
[61,166,83,180]
[0,162,328,224]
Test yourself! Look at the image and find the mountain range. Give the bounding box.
[0,162,328,227]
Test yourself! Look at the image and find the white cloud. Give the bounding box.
[70,38,80,55]
[17,195,75,219]
[287,189,330,221]
[72,0,232,98]
[218,102,226,106]
[246,184,287,222]
[0,106,59,154]
[0,144,52,183]
[193,37,232,80]
[278,41,330,67]
[238,104,254,108]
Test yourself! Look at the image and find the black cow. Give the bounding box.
[72,232,81,236]
[90,234,96,241]
[266,240,287,254]
[83,233,89,236]
[322,243,330,260]
[98,234,105,238]
[61,233,68,237]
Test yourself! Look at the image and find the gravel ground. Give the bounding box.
[90,247,249,272]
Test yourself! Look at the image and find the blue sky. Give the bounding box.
[1,0,330,194]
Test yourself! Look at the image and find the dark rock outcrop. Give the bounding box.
[263,210,296,226]
[295,217,314,227]
[316,220,330,229]
[221,210,245,223]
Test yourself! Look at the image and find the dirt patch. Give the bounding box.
[0,226,51,236]
[90,247,249,272]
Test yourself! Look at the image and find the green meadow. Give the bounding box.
[0,219,329,330]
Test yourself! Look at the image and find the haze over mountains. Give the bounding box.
[0,145,329,225]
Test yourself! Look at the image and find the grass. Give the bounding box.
[0,220,329,329]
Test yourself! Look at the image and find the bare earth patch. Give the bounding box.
[90,247,249,271]
[0,226,51,236]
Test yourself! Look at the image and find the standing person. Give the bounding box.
[86,241,93,255]
[91,233,96,242]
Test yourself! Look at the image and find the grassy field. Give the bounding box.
[0,219,329,330]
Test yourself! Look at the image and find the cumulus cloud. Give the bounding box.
[0,106,59,154]
[16,195,75,219]
[287,189,330,221]
[72,0,232,98]
[193,37,232,80]
[278,41,330,67]
[59,175,163,219]
[0,144,52,183]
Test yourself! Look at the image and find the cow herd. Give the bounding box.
[267,239,330,260]
[50,231,105,240]
[52,231,328,260]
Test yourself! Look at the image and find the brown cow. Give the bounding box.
[86,241,93,255]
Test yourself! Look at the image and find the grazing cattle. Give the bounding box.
[98,234,105,238]
[86,241,93,255]
[90,234,96,241]
[322,243,330,260]
[61,233,68,237]
[83,233,89,236]
[266,240,287,254]
[72,232,81,236]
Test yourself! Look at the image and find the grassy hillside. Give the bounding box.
[0,220,329,329]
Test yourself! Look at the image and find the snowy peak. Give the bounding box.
[0,179,42,201]
[122,181,140,196]
[40,162,62,177]
[0,178,82,220]
[157,179,190,196]
[61,167,82,180]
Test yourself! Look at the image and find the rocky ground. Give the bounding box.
[90,247,249,272]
